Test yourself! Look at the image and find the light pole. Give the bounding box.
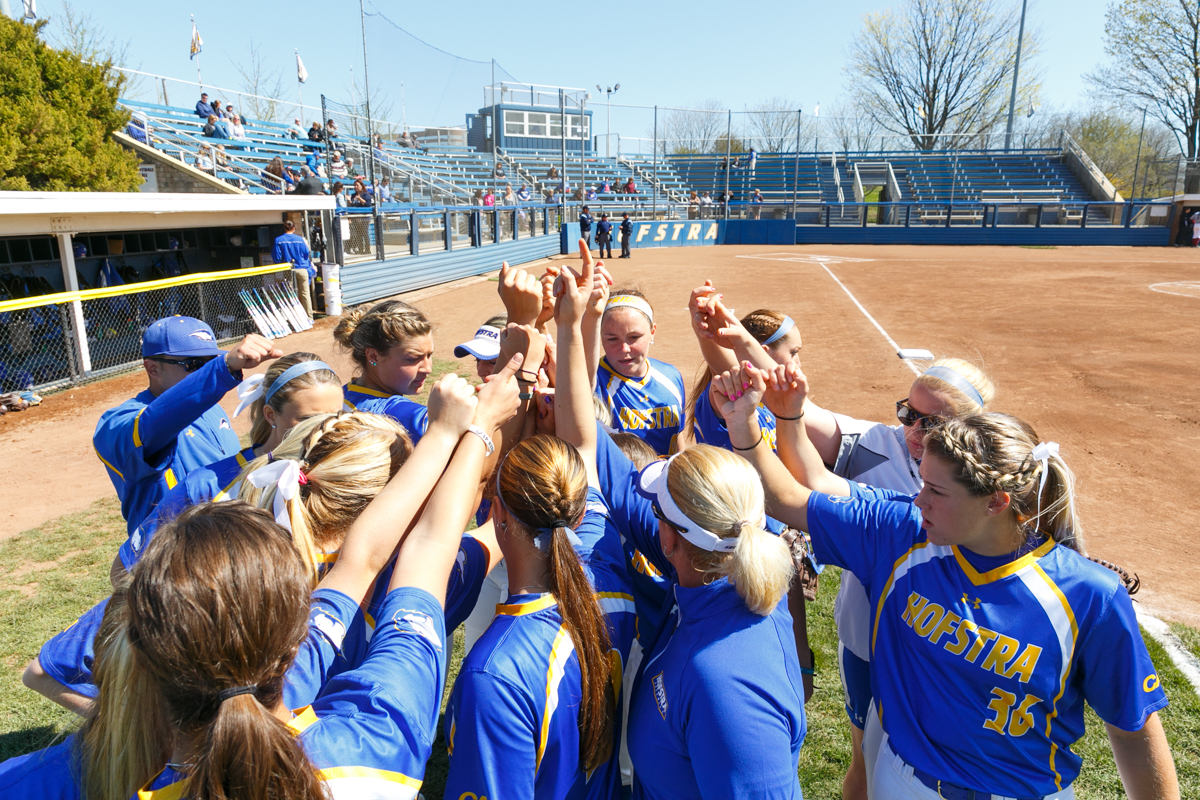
[1132,106,1148,200]
[1003,0,1029,151]
[596,84,619,157]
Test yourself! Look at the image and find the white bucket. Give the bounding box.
[322,262,342,316]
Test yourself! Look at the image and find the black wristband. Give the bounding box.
[774,411,804,421]
[731,436,762,452]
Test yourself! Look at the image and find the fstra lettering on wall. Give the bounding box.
[630,220,721,248]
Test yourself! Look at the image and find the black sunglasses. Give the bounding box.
[896,398,943,429]
[148,355,217,373]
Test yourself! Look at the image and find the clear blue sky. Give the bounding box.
[32,0,1108,133]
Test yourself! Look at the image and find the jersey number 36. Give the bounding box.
[983,688,1042,737]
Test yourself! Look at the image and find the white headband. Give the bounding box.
[636,457,742,553]
[606,295,654,324]
[247,458,302,531]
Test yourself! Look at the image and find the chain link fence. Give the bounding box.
[0,266,294,394]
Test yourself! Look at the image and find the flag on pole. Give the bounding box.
[813,103,820,118]
[21,0,36,19]
[190,21,203,60]
[296,52,308,84]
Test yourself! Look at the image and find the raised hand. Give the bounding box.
[497,262,543,326]
[535,265,560,330]
[688,280,721,339]
[587,261,612,317]
[554,241,594,328]
[474,352,524,434]
[425,373,478,437]
[711,361,768,425]
[700,298,750,350]
[224,333,283,372]
[760,362,808,420]
[496,323,546,387]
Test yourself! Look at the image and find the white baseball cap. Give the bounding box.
[454,325,502,360]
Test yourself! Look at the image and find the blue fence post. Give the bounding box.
[410,210,419,256]
[472,210,482,247]
[493,210,501,244]
[1080,205,1088,229]
[905,205,911,227]
[512,209,519,241]
[1124,203,1133,229]
[824,205,830,228]
[992,204,999,229]
[862,204,868,228]
[444,209,452,250]
[1035,204,1043,228]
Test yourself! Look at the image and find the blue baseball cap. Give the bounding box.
[141,316,223,358]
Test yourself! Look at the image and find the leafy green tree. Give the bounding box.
[0,15,141,191]
[1088,0,1200,159]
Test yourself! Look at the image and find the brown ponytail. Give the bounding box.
[333,299,431,375]
[497,435,616,771]
[125,502,325,800]
[684,308,789,443]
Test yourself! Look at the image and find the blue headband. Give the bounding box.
[763,315,795,346]
[263,361,334,405]
[922,365,984,408]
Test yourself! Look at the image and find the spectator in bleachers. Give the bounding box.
[700,191,713,206]
[747,146,758,176]
[585,187,597,201]
[210,100,226,118]
[543,188,556,203]
[229,115,247,140]
[330,152,347,180]
[502,184,515,205]
[292,166,326,195]
[397,129,413,148]
[379,177,393,203]
[194,92,214,119]
[263,157,286,194]
[409,130,427,154]
[202,115,228,139]
[484,189,496,207]
[752,187,764,219]
[289,118,304,138]
[195,144,214,174]
[305,150,325,178]
[350,178,372,207]
[308,121,326,143]
[688,190,700,219]
[281,165,298,191]
[325,119,340,141]
[332,180,347,207]
[472,189,485,206]
[624,177,637,194]
[571,188,584,201]
[494,162,506,180]
[600,178,612,193]
[224,103,236,120]
[214,145,229,170]
[517,185,531,202]
[546,165,560,181]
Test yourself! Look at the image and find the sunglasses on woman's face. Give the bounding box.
[895,398,943,429]
[148,355,217,373]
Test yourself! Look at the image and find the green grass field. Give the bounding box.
[3,360,1198,795]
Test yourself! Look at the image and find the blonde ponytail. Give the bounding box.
[667,445,794,615]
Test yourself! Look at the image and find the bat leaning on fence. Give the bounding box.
[268,282,308,333]
[239,289,279,338]
[241,289,286,338]
[254,286,293,335]
[274,281,313,331]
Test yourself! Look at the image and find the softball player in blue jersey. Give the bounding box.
[552,263,807,798]
[0,357,523,800]
[758,357,996,800]
[716,364,1179,800]
[334,299,434,441]
[92,317,280,534]
[594,291,686,456]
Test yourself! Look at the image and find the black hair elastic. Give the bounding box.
[217,685,258,702]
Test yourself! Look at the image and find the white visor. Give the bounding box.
[454,325,502,360]
[635,457,737,553]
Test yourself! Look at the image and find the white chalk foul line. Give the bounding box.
[818,260,1200,696]
[1150,281,1200,299]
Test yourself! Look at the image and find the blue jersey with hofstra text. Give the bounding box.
[595,357,685,456]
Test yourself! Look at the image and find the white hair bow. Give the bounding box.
[1030,441,1059,525]
[247,458,302,530]
[233,373,266,418]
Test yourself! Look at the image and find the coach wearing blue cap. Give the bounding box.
[93,317,281,536]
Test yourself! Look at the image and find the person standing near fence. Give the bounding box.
[93,318,281,536]
[579,205,594,251]
[619,212,633,258]
[596,213,614,259]
[273,221,315,321]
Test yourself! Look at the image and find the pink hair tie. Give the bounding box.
[297,471,309,485]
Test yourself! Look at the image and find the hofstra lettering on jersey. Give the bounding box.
[618,405,681,431]
[653,671,668,719]
[901,591,1042,683]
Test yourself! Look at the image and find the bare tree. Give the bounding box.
[339,71,398,138]
[847,0,1041,150]
[1087,0,1200,158]
[745,97,803,151]
[231,41,284,123]
[46,1,143,98]
[657,99,728,154]
[822,102,888,151]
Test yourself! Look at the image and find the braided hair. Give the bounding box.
[922,413,1082,552]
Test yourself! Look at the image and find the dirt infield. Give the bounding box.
[3,244,1198,622]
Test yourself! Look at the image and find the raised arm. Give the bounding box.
[390,354,523,604]
[687,280,738,375]
[712,363,813,532]
[317,371,485,605]
[553,243,600,489]
[760,363,850,497]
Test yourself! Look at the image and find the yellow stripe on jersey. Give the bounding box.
[316,765,423,789]
[288,704,320,734]
[952,537,1056,586]
[235,450,251,468]
[93,444,124,480]
[163,468,178,490]
[496,593,558,617]
[447,713,456,756]
[537,625,577,775]
[599,358,651,388]
[212,475,241,502]
[1020,562,1080,791]
[137,774,189,800]
[871,541,950,655]
[347,383,392,398]
[133,408,146,447]
[343,398,359,411]
[597,591,637,616]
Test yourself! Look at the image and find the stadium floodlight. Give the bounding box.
[600,83,620,157]
[597,84,603,92]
